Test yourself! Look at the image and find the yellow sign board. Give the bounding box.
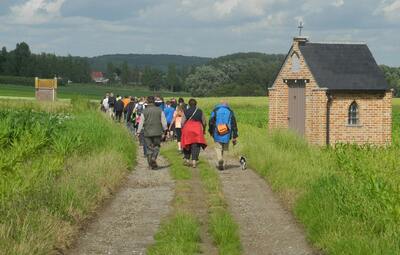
[35,77,58,89]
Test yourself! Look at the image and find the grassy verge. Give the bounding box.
[0,99,136,255]
[0,83,189,100]
[198,159,242,255]
[232,122,400,255]
[148,143,200,255]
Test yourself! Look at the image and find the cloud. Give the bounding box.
[332,0,345,7]
[10,0,66,25]
[0,0,399,65]
[380,0,400,21]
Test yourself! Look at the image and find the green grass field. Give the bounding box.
[0,83,189,100]
[1,88,400,254]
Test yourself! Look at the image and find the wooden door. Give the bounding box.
[288,84,306,136]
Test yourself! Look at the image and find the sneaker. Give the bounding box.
[218,160,224,171]
[192,160,197,168]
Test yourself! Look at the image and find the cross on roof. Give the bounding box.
[298,22,304,36]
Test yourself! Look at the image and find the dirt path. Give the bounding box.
[67,149,174,255]
[203,147,317,255]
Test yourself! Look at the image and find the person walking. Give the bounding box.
[181,99,207,168]
[137,96,168,169]
[170,105,184,152]
[114,96,124,122]
[163,101,175,140]
[135,97,147,155]
[209,100,238,171]
[102,93,110,113]
[108,93,116,119]
[125,96,136,134]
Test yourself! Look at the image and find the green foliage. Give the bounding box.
[147,214,201,255]
[0,42,91,83]
[142,66,164,91]
[0,99,136,254]
[120,61,130,85]
[185,66,229,97]
[0,75,35,86]
[381,65,400,96]
[89,54,210,72]
[186,52,285,96]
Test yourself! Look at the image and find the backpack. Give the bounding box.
[136,103,144,115]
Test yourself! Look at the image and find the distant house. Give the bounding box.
[91,71,109,84]
[269,36,392,146]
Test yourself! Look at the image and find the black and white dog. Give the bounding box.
[239,156,247,170]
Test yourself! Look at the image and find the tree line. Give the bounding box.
[380,65,400,96]
[1,42,400,97]
[0,42,91,84]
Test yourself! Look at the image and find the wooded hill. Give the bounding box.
[89,54,211,72]
[1,41,399,97]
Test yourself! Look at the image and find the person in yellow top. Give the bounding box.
[170,105,185,152]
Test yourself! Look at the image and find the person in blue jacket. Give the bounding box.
[163,101,175,139]
[208,101,238,170]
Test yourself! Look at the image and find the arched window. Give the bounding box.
[291,52,300,73]
[348,101,359,125]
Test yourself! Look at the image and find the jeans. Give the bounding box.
[184,143,201,161]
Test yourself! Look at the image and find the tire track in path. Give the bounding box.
[203,147,317,255]
[67,149,174,255]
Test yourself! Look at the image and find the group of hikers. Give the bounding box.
[100,93,238,170]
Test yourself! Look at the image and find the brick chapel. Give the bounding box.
[268,37,392,146]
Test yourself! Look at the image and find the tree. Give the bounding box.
[0,47,7,74]
[185,66,229,97]
[143,66,163,91]
[106,62,115,81]
[121,61,130,85]
[166,64,179,91]
[14,42,31,76]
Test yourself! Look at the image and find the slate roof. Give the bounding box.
[299,43,389,90]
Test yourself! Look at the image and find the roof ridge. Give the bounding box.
[308,41,367,45]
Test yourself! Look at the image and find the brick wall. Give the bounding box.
[269,38,323,140]
[328,91,392,145]
[36,89,57,101]
[269,38,392,146]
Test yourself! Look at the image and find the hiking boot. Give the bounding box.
[151,159,158,170]
[218,160,224,171]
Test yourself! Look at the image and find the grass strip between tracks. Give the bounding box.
[147,143,201,255]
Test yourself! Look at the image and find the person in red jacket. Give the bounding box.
[180,98,207,168]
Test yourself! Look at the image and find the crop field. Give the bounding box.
[0,99,136,255]
[1,93,400,254]
[0,83,189,100]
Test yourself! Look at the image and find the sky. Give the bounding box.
[0,0,399,66]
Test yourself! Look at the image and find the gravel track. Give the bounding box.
[203,147,317,255]
[66,150,174,255]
